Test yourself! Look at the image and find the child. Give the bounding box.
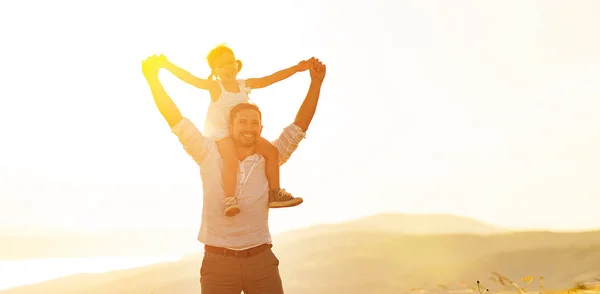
[158,44,309,217]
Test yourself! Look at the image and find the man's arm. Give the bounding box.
[293,79,323,133]
[272,58,326,165]
[142,55,214,167]
[293,58,326,132]
[143,57,182,128]
[245,58,312,90]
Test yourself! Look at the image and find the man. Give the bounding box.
[141,54,326,293]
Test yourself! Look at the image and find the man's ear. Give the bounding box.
[236,60,243,73]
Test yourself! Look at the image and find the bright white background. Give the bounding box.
[1,0,600,235]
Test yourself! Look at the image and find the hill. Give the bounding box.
[274,213,506,245]
[2,228,600,294]
[274,230,600,269]
[279,244,600,294]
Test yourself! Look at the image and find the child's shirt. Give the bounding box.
[203,79,251,140]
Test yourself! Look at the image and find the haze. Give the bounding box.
[1,0,599,238]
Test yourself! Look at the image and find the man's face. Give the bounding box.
[230,109,262,148]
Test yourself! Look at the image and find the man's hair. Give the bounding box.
[229,103,262,125]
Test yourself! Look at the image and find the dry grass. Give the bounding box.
[410,274,600,294]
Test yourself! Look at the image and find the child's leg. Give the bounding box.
[257,138,280,191]
[256,137,303,208]
[216,137,241,217]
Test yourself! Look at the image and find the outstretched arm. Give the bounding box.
[142,55,214,167]
[245,57,313,90]
[293,58,326,132]
[143,55,182,127]
[272,58,326,166]
[161,56,219,93]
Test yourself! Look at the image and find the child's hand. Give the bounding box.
[157,54,169,68]
[297,58,313,72]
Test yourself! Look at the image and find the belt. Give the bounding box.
[204,243,272,258]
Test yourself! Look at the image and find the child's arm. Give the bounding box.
[245,58,313,90]
[160,57,220,94]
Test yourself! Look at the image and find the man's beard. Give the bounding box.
[233,134,258,148]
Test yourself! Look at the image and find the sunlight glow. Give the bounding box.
[1,2,600,289]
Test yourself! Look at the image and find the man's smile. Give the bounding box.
[241,132,256,139]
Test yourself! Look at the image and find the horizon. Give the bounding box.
[2,211,599,237]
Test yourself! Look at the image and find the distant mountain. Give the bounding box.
[346,213,506,234]
[274,230,600,272]
[3,227,600,294]
[274,213,505,245]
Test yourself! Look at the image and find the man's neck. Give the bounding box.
[237,146,256,161]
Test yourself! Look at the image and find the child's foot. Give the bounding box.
[223,197,241,216]
[269,188,303,208]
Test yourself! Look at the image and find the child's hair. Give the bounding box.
[206,43,243,80]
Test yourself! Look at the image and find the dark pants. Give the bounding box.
[200,244,284,294]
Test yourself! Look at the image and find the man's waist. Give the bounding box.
[204,243,272,258]
[197,223,272,245]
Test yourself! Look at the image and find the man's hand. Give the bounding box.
[309,58,326,83]
[142,55,160,80]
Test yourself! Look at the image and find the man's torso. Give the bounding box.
[198,147,272,249]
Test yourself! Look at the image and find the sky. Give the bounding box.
[1,0,599,235]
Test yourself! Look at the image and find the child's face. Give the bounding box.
[212,52,239,81]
